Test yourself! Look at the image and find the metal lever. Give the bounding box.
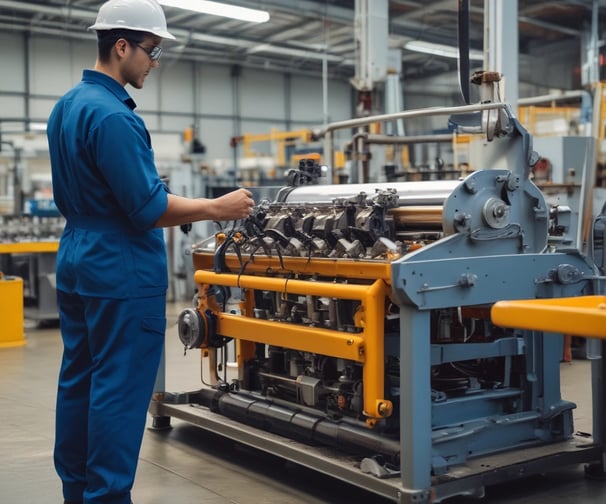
[417,273,478,293]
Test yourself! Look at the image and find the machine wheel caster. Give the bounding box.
[584,462,606,480]
[150,415,172,431]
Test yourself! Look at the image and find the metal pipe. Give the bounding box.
[0,0,92,19]
[362,275,390,423]
[517,90,591,106]
[195,388,401,460]
[313,102,506,138]
[213,309,367,359]
[195,270,376,299]
[363,133,453,145]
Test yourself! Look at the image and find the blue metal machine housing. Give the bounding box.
[151,104,606,503]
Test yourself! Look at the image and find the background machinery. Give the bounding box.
[150,83,606,502]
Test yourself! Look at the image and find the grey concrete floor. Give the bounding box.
[1,302,605,503]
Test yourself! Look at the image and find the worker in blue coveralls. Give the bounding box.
[46,1,255,503]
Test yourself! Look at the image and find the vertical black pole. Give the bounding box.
[458,0,471,104]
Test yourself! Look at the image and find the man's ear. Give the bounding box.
[114,38,129,59]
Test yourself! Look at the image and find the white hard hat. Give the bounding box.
[89,0,176,40]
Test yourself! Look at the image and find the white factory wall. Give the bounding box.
[0,31,354,166]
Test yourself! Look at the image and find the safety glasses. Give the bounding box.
[137,44,162,61]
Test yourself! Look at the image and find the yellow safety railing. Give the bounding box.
[491,295,606,339]
[194,269,393,424]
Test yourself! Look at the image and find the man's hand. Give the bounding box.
[211,188,255,221]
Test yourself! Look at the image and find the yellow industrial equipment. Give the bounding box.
[151,96,606,503]
[230,128,317,167]
[0,242,59,254]
[0,275,25,348]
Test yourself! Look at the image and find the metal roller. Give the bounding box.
[279,180,460,206]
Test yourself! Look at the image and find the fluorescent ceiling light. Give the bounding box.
[405,40,483,61]
[159,0,270,23]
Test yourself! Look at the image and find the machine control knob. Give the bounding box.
[482,197,510,229]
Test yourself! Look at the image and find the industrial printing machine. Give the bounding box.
[150,90,606,502]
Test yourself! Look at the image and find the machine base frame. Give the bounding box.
[149,400,604,504]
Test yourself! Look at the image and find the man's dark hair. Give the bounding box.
[96,29,147,62]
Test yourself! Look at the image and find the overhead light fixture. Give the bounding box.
[404,40,483,61]
[158,0,270,23]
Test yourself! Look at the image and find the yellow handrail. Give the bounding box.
[491,295,606,339]
[194,269,393,423]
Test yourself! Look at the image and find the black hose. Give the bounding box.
[195,388,401,463]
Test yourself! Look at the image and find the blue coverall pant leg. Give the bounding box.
[54,290,166,504]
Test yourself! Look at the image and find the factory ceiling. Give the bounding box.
[0,0,602,89]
